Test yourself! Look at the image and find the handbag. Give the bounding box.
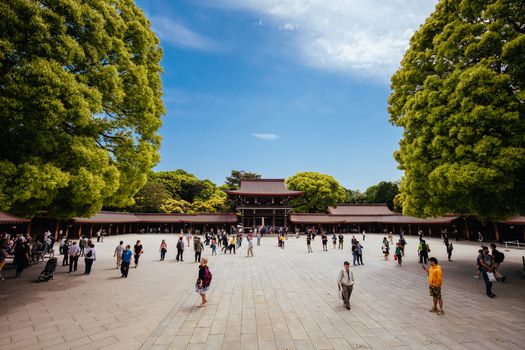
[486,272,497,282]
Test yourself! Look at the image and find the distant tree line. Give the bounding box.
[120,169,400,214]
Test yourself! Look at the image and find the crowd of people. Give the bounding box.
[0,226,513,311]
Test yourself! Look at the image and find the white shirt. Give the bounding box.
[69,244,80,256]
[114,245,124,256]
[337,269,354,286]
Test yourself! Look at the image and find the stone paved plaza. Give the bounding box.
[1,234,524,350]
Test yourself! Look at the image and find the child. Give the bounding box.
[332,234,337,249]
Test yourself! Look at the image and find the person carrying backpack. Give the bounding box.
[196,258,212,307]
[418,240,430,264]
[490,243,506,282]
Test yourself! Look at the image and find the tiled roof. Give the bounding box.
[290,213,458,225]
[226,179,303,196]
[327,204,394,216]
[0,212,31,224]
[505,216,525,225]
[74,212,238,224]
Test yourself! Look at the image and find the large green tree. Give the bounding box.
[0,0,164,218]
[286,172,346,213]
[389,0,525,221]
[344,189,366,204]
[133,170,229,214]
[363,181,400,211]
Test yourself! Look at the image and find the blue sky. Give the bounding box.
[136,0,437,191]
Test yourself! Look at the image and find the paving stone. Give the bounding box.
[2,235,525,350]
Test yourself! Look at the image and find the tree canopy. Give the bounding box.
[286,172,346,213]
[130,170,229,214]
[389,0,525,221]
[363,181,400,211]
[224,170,261,190]
[0,0,164,219]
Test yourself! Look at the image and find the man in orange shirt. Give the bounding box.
[422,257,444,315]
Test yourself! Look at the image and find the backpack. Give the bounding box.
[202,267,212,286]
[495,250,505,263]
[86,249,93,258]
[421,243,428,253]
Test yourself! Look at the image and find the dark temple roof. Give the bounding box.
[0,212,31,224]
[226,179,304,197]
[327,204,394,216]
[74,212,238,224]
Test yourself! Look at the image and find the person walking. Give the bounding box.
[418,240,430,264]
[337,261,355,310]
[422,257,444,315]
[114,241,124,268]
[68,241,80,272]
[338,234,344,249]
[62,240,70,266]
[0,240,7,280]
[176,236,184,262]
[13,239,29,278]
[446,242,453,261]
[382,237,390,260]
[195,258,212,307]
[133,240,143,268]
[362,230,366,241]
[490,243,506,282]
[479,246,496,298]
[121,245,132,278]
[332,234,337,249]
[256,229,261,246]
[186,231,192,247]
[228,236,236,254]
[194,237,204,262]
[388,232,394,245]
[222,234,229,253]
[395,242,402,266]
[399,237,407,256]
[356,241,364,265]
[321,233,328,251]
[84,242,96,275]
[210,237,217,256]
[279,234,285,249]
[160,240,168,261]
[247,235,254,257]
[306,233,313,253]
[351,243,359,266]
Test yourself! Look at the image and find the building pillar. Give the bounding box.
[54,220,59,241]
[493,222,500,241]
[116,224,119,235]
[26,222,31,236]
[78,224,82,239]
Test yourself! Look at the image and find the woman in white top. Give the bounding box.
[84,242,96,275]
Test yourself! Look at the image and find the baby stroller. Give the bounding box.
[37,257,57,282]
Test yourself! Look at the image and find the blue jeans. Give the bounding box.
[352,252,358,266]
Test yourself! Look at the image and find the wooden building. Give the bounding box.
[225,179,303,230]
[291,204,460,237]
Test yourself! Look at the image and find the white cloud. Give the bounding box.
[216,0,437,78]
[252,133,280,141]
[151,16,218,51]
